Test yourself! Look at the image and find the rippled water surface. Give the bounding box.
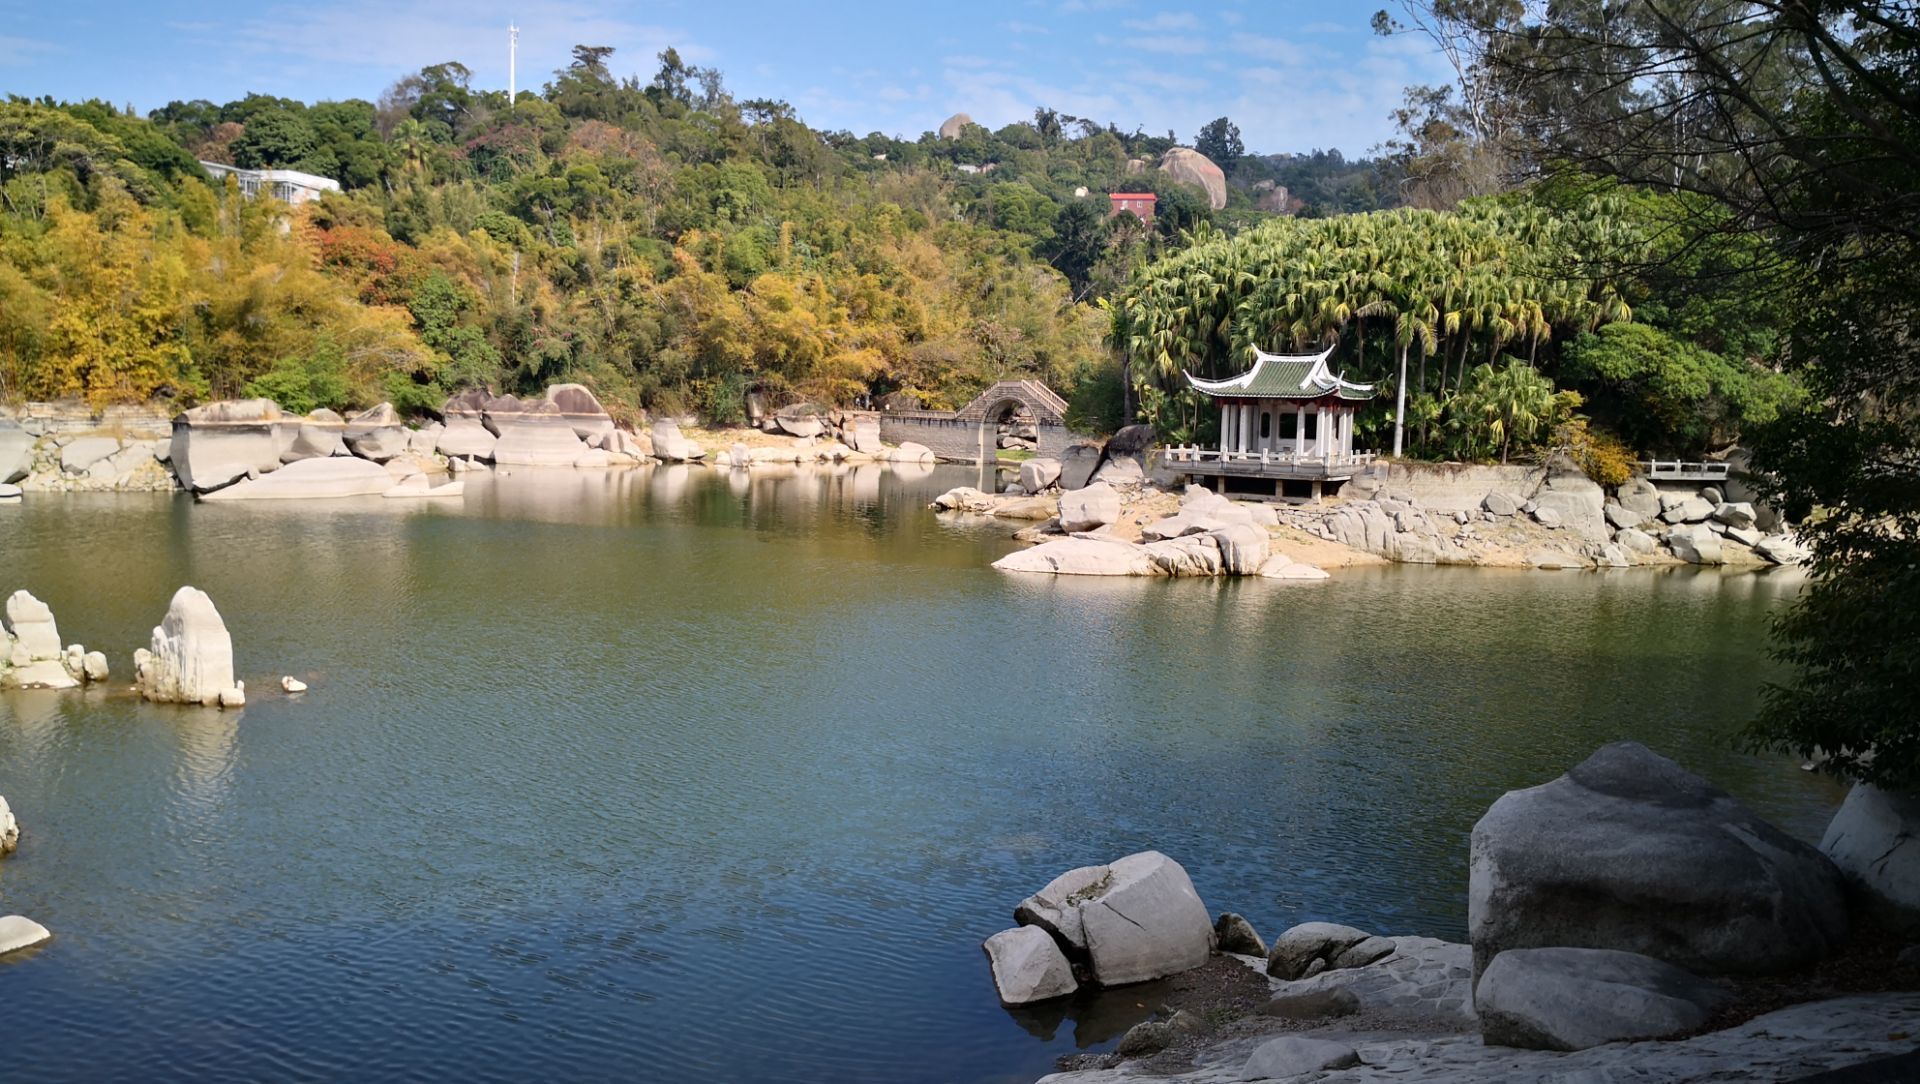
[0,464,1842,1082]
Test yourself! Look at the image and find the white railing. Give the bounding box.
[1642,460,1731,481]
[1164,446,1377,468]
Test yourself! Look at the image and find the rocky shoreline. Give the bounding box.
[986,744,1918,1084]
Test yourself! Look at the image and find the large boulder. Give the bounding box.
[1662,496,1716,524]
[1058,483,1122,532]
[1604,503,1647,531]
[1469,742,1848,984]
[169,399,285,492]
[480,392,527,436]
[1483,491,1522,517]
[1058,442,1104,490]
[844,416,883,456]
[937,112,975,139]
[281,410,347,462]
[1820,784,1920,923]
[60,436,120,474]
[1756,534,1810,565]
[775,412,825,439]
[983,926,1078,1005]
[1712,502,1758,530]
[1616,477,1662,517]
[1019,457,1062,493]
[135,586,245,708]
[1159,147,1228,210]
[650,419,703,463]
[1476,947,1729,1051]
[543,384,615,440]
[342,403,410,462]
[1531,460,1607,542]
[0,421,30,483]
[495,403,593,466]
[993,537,1153,576]
[1013,851,1213,986]
[1210,524,1270,575]
[436,416,498,460]
[1092,455,1146,487]
[200,456,393,500]
[1266,922,1394,980]
[1666,524,1725,565]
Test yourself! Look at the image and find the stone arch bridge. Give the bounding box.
[873,380,1078,463]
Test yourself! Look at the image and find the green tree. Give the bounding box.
[1194,117,1244,171]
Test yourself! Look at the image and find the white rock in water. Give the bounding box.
[3,590,62,660]
[220,684,247,708]
[282,676,307,693]
[993,537,1153,577]
[169,399,285,492]
[0,794,17,855]
[82,651,108,682]
[200,456,393,501]
[1015,850,1214,986]
[888,442,935,464]
[983,926,1078,1005]
[0,915,50,956]
[136,587,240,708]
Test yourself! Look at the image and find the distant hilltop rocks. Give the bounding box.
[938,112,975,139]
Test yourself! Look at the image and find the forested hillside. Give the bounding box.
[2,48,1378,426]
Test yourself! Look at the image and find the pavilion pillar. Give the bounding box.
[1220,404,1230,455]
[1295,406,1306,457]
[1242,404,1255,454]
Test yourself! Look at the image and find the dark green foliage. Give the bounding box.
[244,334,352,413]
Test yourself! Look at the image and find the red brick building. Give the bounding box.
[1108,192,1157,222]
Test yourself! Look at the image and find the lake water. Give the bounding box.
[0,464,1842,1083]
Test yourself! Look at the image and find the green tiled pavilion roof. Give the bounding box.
[1184,345,1375,402]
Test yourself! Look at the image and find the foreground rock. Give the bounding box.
[983,926,1078,1005]
[650,419,704,462]
[135,587,246,708]
[1213,913,1266,957]
[342,402,409,461]
[1476,946,1729,1051]
[1057,483,1122,532]
[1267,921,1394,980]
[0,794,16,855]
[200,456,393,500]
[0,915,50,956]
[1013,851,1213,986]
[1820,783,1920,922]
[1469,741,1847,983]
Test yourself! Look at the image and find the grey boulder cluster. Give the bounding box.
[987,484,1328,580]
[0,406,176,495]
[1468,741,1849,1050]
[984,851,1216,1005]
[1609,477,1808,566]
[0,590,108,691]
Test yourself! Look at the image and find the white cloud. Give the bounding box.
[1120,12,1198,31]
[0,34,57,64]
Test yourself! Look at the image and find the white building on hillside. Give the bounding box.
[199,162,340,206]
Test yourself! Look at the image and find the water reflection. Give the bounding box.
[0,467,1841,1084]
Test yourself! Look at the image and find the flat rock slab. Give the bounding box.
[1476,946,1728,1051]
[1037,994,1920,1084]
[984,926,1077,1005]
[1242,1036,1360,1079]
[201,457,393,500]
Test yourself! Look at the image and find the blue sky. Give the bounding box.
[1,0,1454,156]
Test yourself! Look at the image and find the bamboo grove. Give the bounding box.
[1111,199,1801,463]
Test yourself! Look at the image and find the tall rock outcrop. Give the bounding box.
[135,587,246,708]
[1,590,106,690]
[169,399,285,492]
[938,112,975,139]
[1160,147,1228,210]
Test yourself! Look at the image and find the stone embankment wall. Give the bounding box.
[875,411,1075,463]
[1357,461,1548,512]
[1,402,177,493]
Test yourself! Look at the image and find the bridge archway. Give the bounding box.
[956,381,1069,466]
